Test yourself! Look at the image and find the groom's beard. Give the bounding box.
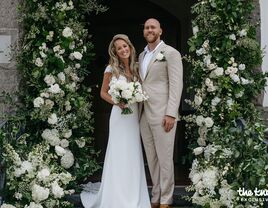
[145,33,160,43]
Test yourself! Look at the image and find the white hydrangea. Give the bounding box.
[48,113,58,125]
[0,204,17,208]
[61,150,74,169]
[37,168,50,181]
[59,172,73,185]
[51,181,65,198]
[202,167,219,194]
[32,184,49,202]
[25,202,43,208]
[44,74,56,86]
[196,48,206,56]
[41,129,60,146]
[33,97,44,108]
[204,117,214,128]
[21,161,33,173]
[62,27,73,38]
[230,74,240,83]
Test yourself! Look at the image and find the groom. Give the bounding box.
[139,18,183,208]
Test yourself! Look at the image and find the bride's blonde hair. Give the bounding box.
[108,34,139,80]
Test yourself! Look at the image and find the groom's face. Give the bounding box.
[143,19,162,43]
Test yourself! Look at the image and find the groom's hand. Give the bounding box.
[162,115,176,132]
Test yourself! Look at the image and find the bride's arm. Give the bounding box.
[100,72,115,105]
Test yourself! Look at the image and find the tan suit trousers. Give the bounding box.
[140,112,176,205]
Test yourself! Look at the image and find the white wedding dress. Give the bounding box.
[80,66,150,208]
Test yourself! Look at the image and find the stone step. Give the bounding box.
[66,186,193,208]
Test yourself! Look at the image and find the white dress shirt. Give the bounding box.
[141,41,163,79]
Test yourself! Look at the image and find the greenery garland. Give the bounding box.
[0,0,106,207]
[185,0,268,207]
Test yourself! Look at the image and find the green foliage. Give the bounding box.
[184,0,268,207]
[1,0,107,207]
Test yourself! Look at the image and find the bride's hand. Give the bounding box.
[117,103,127,109]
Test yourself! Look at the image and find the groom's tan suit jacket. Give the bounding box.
[138,43,183,124]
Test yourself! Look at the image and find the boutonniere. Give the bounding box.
[155,51,166,62]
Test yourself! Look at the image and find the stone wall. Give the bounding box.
[0,0,20,118]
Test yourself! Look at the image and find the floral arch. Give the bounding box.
[0,0,268,207]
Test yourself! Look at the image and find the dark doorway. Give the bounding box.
[86,0,195,185]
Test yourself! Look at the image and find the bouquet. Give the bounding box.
[108,77,148,114]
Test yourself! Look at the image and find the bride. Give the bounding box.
[80,34,151,208]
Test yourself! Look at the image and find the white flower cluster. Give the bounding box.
[4,144,74,207]
[196,40,210,56]
[55,1,74,11]
[108,77,148,107]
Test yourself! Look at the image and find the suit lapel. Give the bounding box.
[144,43,166,80]
[139,52,145,81]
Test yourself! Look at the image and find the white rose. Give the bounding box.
[73,51,83,60]
[33,97,44,108]
[238,29,247,37]
[204,117,214,128]
[229,34,236,40]
[44,74,55,86]
[241,77,250,85]
[32,184,49,202]
[196,115,204,126]
[230,74,240,83]
[211,97,221,106]
[155,52,165,61]
[53,45,61,53]
[60,139,69,148]
[63,129,72,138]
[62,27,73,38]
[48,113,58,125]
[14,192,22,200]
[40,92,49,98]
[61,150,74,169]
[45,99,54,108]
[55,145,66,156]
[193,147,204,156]
[57,72,66,83]
[194,95,202,106]
[75,138,86,148]
[238,64,245,70]
[121,89,133,99]
[48,84,61,94]
[75,63,81,69]
[35,58,43,67]
[192,26,199,36]
[39,51,47,58]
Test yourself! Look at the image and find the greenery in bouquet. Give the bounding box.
[184,0,268,207]
[1,0,107,207]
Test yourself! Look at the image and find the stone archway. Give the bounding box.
[86,0,197,185]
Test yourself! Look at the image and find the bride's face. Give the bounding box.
[114,39,131,61]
